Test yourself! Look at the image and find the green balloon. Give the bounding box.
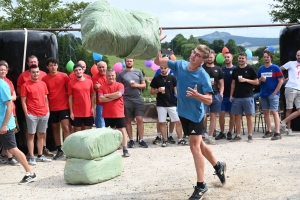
[66,60,74,72]
[216,53,225,64]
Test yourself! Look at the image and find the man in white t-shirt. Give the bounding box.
[280,50,300,135]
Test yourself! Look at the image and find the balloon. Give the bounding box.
[144,60,153,68]
[66,60,74,72]
[122,59,126,68]
[170,54,176,61]
[113,62,123,72]
[151,63,160,71]
[245,49,252,59]
[222,47,229,55]
[91,64,98,75]
[216,53,225,64]
[92,52,103,61]
[267,46,275,53]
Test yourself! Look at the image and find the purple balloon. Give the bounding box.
[144,60,153,68]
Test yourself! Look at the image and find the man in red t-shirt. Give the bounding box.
[68,63,94,132]
[99,70,130,157]
[42,58,71,160]
[92,61,107,128]
[20,65,51,165]
[16,55,52,157]
[69,60,91,81]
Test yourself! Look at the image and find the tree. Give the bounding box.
[238,46,246,53]
[171,34,187,55]
[253,46,267,57]
[0,0,89,30]
[209,39,224,53]
[197,38,210,47]
[269,0,300,23]
[181,43,195,60]
[187,35,199,46]
[225,39,240,55]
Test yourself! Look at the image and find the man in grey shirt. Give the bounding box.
[116,58,148,148]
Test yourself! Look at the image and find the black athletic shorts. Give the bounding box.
[179,116,204,136]
[104,118,126,129]
[50,109,70,123]
[0,129,17,150]
[72,116,94,127]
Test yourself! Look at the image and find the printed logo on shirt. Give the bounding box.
[261,72,272,78]
[214,70,218,72]
[191,130,196,133]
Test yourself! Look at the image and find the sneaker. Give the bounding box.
[206,136,216,145]
[214,162,227,185]
[8,158,20,166]
[230,135,241,142]
[178,139,189,145]
[0,155,7,164]
[123,150,130,157]
[280,121,288,131]
[128,140,135,148]
[43,148,54,157]
[53,151,64,160]
[188,184,208,200]
[271,132,282,140]
[28,157,36,165]
[247,135,253,143]
[161,140,167,147]
[262,131,273,138]
[152,136,161,145]
[287,129,294,136]
[215,132,226,140]
[36,155,52,162]
[167,136,176,144]
[19,173,37,185]
[139,140,148,148]
[226,132,232,140]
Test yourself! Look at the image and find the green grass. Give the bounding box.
[106,55,183,98]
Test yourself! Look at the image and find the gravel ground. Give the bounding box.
[1,130,300,200]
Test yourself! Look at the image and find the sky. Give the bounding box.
[69,0,285,41]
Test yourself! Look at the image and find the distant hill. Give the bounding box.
[196,31,279,50]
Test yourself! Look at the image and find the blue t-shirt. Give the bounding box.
[257,64,283,97]
[0,79,16,129]
[221,65,237,97]
[167,60,213,123]
[154,69,174,77]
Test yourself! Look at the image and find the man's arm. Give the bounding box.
[272,78,284,95]
[90,93,94,116]
[20,96,28,116]
[131,80,146,89]
[16,86,21,96]
[186,85,212,105]
[230,80,235,102]
[154,52,168,68]
[280,66,286,71]
[218,79,224,97]
[0,100,13,134]
[11,91,16,101]
[68,95,74,120]
[45,95,49,112]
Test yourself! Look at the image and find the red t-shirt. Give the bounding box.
[3,77,16,116]
[17,70,47,87]
[69,72,91,81]
[42,72,70,111]
[68,79,94,117]
[99,82,124,118]
[20,80,49,116]
[92,73,107,105]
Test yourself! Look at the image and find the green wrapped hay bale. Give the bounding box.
[81,0,160,60]
[64,151,123,185]
[62,128,122,160]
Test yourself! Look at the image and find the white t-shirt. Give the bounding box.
[284,61,300,90]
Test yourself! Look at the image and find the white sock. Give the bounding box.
[169,132,173,137]
[237,134,241,137]
[157,133,161,137]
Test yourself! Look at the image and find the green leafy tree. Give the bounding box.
[197,38,210,47]
[253,46,267,57]
[238,46,246,53]
[187,35,199,46]
[209,39,224,53]
[269,0,300,23]
[171,34,187,55]
[181,43,195,60]
[0,0,89,30]
[225,39,240,55]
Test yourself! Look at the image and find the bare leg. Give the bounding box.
[234,114,242,134]
[200,139,218,166]
[27,133,35,157]
[84,126,92,130]
[209,112,217,136]
[219,111,225,133]
[61,119,71,140]
[189,135,205,182]
[175,121,183,139]
[36,133,45,155]
[282,109,300,127]
[169,121,175,133]
[125,118,133,140]
[229,113,235,132]
[245,114,253,134]
[8,147,32,173]
[285,109,292,129]
[271,110,280,133]
[263,110,272,132]
[159,122,167,140]
[117,127,128,147]
[135,116,144,140]
[52,122,61,146]
[73,127,82,133]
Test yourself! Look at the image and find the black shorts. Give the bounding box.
[72,116,94,127]
[179,116,204,136]
[104,118,126,129]
[0,129,17,150]
[50,109,70,123]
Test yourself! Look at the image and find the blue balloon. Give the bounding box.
[245,49,252,60]
[267,46,275,53]
[122,59,126,68]
[93,53,103,61]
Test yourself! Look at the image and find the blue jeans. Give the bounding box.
[95,105,105,128]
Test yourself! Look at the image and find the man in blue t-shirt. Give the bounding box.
[154,36,226,200]
[216,52,236,140]
[258,50,283,140]
[0,61,36,184]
